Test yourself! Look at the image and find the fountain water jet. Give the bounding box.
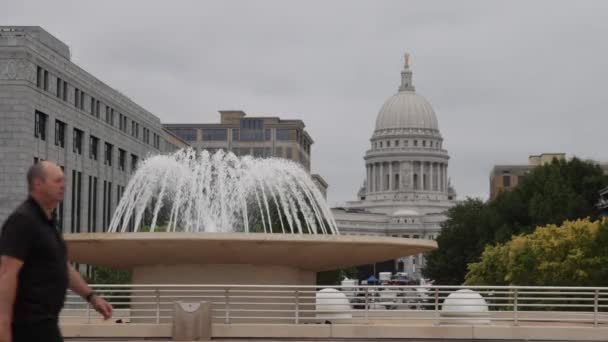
[108,149,337,235]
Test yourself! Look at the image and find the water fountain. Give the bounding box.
[65,149,436,286]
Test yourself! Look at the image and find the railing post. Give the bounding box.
[513,288,518,326]
[434,287,439,326]
[86,301,91,323]
[295,289,300,324]
[594,289,599,327]
[364,287,369,322]
[224,288,230,324]
[155,288,160,324]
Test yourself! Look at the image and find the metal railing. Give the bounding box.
[61,284,608,326]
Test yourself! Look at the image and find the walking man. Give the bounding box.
[0,161,113,342]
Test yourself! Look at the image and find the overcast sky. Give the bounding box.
[3,1,608,206]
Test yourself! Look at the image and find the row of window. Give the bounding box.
[374,139,443,150]
[35,111,139,172]
[36,66,160,149]
[207,146,296,160]
[166,127,306,146]
[501,174,525,187]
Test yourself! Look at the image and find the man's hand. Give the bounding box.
[90,295,113,320]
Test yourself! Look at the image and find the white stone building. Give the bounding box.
[332,54,456,280]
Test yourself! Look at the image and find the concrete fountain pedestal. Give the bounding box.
[66,232,437,324]
[65,232,436,285]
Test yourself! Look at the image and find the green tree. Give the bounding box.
[423,158,608,284]
[423,198,493,284]
[465,219,608,286]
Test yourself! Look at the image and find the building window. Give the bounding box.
[95,100,100,118]
[117,184,123,207]
[79,91,85,110]
[72,128,83,155]
[118,149,126,171]
[74,88,80,108]
[90,97,95,115]
[131,121,137,137]
[202,128,227,141]
[239,129,265,141]
[43,70,49,91]
[414,140,418,147]
[166,127,196,141]
[56,78,62,98]
[102,180,112,232]
[387,141,391,147]
[54,120,66,148]
[122,115,128,133]
[87,176,98,232]
[104,142,113,166]
[70,170,82,233]
[379,142,383,148]
[34,110,47,140]
[62,81,67,101]
[265,129,271,141]
[395,140,399,147]
[502,175,511,187]
[143,127,150,144]
[153,134,160,149]
[239,119,265,141]
[89,135,99,160]
[422,140,426,147]
[276,128,292,141]
[241,118,263,129]
[36,66,42,88]
[131,154,138,173]
[105,106,112,125]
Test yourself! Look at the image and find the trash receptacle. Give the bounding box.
[172,301,212,341]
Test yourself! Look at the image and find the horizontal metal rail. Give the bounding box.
[60,284,608,326]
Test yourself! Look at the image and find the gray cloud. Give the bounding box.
[3,0,608,205]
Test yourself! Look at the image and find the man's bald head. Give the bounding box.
[27,161,65,209]
[27,161,49,192]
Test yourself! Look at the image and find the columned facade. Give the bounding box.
[332,53,456,281]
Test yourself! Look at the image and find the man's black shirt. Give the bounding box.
[0,197,68,324]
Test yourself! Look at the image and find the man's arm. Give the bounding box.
[67,263,92,299]
[0,256,23,341]
[67,263,113,320]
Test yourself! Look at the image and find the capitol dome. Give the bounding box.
[375,92,439,131]
[374,53,439,132]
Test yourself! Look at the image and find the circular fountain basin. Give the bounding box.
[65,232,436,285]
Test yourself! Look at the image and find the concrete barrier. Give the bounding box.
[172,301,211,341]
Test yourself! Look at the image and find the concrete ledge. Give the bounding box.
[61,323,171,338]
[61,322,608,340]
[473,325,608,341]
[213,323,331,338]
[329,324,473,339]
